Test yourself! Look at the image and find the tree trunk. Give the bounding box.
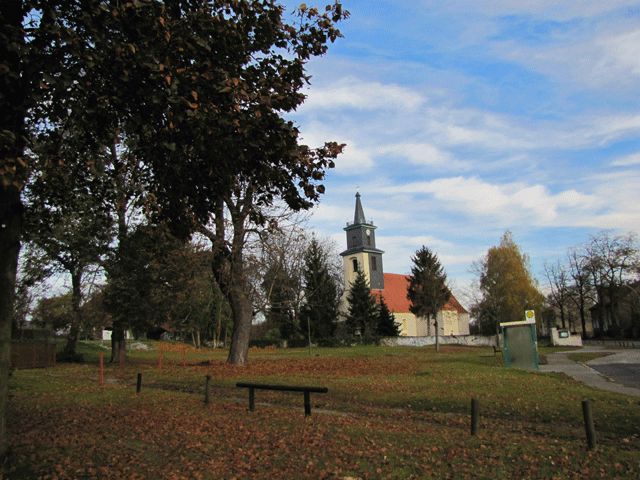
[63,269,83,357]
[579,301,587,339]
[435,316,440,353]
[110,320,126,363]
[227,282,253,365]
[0,187,22,461]
[1,0,28,461]
[215,301,222,347]
[559,304,566,329]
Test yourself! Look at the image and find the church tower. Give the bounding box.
[340,193,385,289]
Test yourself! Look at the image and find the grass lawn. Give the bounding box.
[6,342,640,479]
[566,352,615,364]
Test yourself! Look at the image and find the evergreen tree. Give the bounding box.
[346,269,379,343]
[376,297,401,337]
[407,246,451,352]
[300,239,340,340]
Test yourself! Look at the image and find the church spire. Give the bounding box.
[341,192,384,290]
[353,192,366,225]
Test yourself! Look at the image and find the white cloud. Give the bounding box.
[443,1,640,21]
[494,27,640,90]
[375,142,471,170]
[611,152,640,166]
[380,176,599,226]
[302,77,425,112]
[336,142,374,173]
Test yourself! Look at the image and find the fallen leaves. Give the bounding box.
[5,347,640,479]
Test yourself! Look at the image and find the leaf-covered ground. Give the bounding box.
[6,344,640,479]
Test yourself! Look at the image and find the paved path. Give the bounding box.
[540,346,640,397]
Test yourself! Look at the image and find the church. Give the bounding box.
[340,193,470,337]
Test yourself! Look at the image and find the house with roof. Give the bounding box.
[340,193,470,337]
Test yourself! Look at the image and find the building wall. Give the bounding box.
[381,335,497,347]
[395,313,418,336]
[343,251,370,288]
[395,311,469,337]
[458,313,470,335]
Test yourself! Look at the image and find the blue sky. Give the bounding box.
[286,0,640,304]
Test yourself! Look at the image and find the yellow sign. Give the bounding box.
[525,310,535,321]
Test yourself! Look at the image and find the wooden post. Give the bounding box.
[136,373,142,394]
[119,349,125,368]
[471,398,479,435]
[204,375,211,405]
[249,387,255,411]
[582,399,597,450]
[304,390,311,416]
[99,352,104,386]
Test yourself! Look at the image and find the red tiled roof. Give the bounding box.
[372,273,468,314]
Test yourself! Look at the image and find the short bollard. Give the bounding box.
[304,391,311,417]
[471,398,479,435]
[582,399,597,450]
[249,387,255,412]
[99,353,104,386]
[136,373,142,394]
[204,375,211,405]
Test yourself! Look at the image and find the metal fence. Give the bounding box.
[11,341,56,369]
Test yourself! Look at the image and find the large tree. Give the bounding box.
[407,246,450,352]
[584,232,639,334]
[0,0,347,457]
[300,238,341,341]
[23,150,114,358]
[472,232,544,335]
[345,269,380,343]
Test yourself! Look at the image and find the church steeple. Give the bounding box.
[353,192,366,225]
[340,193,385,289]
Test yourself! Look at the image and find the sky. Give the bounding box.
[285,0,640,305]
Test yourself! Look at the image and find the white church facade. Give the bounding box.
[340,193,470,337]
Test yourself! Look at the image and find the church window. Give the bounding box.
[371,256,377,271]
[352,258,358,272]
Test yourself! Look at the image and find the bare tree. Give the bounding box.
[544,261,572,329]
[584,232,639,333]
[567,248,594,337]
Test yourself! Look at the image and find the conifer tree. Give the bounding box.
[300,239,340,340]
[346,269,379,343]
[376,296,400,337]
[407,246,451,352]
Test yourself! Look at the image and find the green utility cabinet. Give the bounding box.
[499,320,539,370]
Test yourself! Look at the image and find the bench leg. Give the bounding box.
[304,391,311,416]
[249,387,255,412]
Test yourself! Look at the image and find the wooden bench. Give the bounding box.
[236,382,328,416]
[493,346,502,356]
